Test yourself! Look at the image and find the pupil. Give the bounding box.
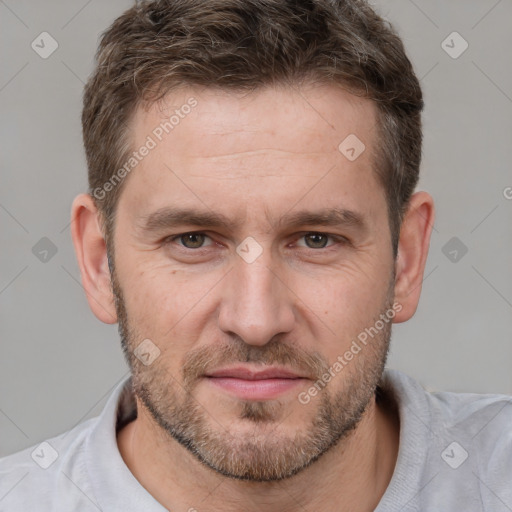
[183,234,204,248]
[307,234,327,248]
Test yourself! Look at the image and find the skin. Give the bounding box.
[71,84,434,511]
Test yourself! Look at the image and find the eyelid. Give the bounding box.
[165,231,214,248]
[293,232,348,249]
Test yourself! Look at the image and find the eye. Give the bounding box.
[168,232,213,249]
[295,232,343,249]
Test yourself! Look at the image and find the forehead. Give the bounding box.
[134,84,377,161]
[119,84,384,226]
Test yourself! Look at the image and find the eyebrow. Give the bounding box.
[275,208,367,233]
[138,206,368,235]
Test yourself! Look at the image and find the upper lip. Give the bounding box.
[205,366,307,380]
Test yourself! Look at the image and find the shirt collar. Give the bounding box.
[85,373,167,511]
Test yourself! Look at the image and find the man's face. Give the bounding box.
[111,84,396,481]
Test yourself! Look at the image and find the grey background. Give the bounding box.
[0,0,511,457]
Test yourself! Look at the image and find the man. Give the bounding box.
[1,0,511,510]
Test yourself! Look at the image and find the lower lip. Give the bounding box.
[205,377,306,400]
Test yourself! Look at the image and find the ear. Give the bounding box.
[70,194,117,324]
[392,191,435,323]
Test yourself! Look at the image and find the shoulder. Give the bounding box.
[0,417,97,510]
[382,368,512,441]
[428,385,512,444]
[385,369,512,475]
[378,370,512,508]
[427,386,512,471]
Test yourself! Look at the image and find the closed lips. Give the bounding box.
[204,367,307,380]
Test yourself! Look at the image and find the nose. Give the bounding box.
[218,251,295,346]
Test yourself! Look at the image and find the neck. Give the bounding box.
[117,391,399,512]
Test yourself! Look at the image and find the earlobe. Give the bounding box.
[392,191,435,324]
[70,194,117,324]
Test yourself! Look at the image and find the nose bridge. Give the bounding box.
[218,247,294,345]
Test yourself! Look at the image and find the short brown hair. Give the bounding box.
[82,0,423,257]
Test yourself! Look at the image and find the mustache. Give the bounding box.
[181,338,330,389]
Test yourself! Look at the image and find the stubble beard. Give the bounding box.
[111,264,393,482]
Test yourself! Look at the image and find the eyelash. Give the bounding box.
[164,231,349,251]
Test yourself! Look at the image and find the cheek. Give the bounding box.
[299,260,386,306]
[118,263,219,338]
[292,265,391,341]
